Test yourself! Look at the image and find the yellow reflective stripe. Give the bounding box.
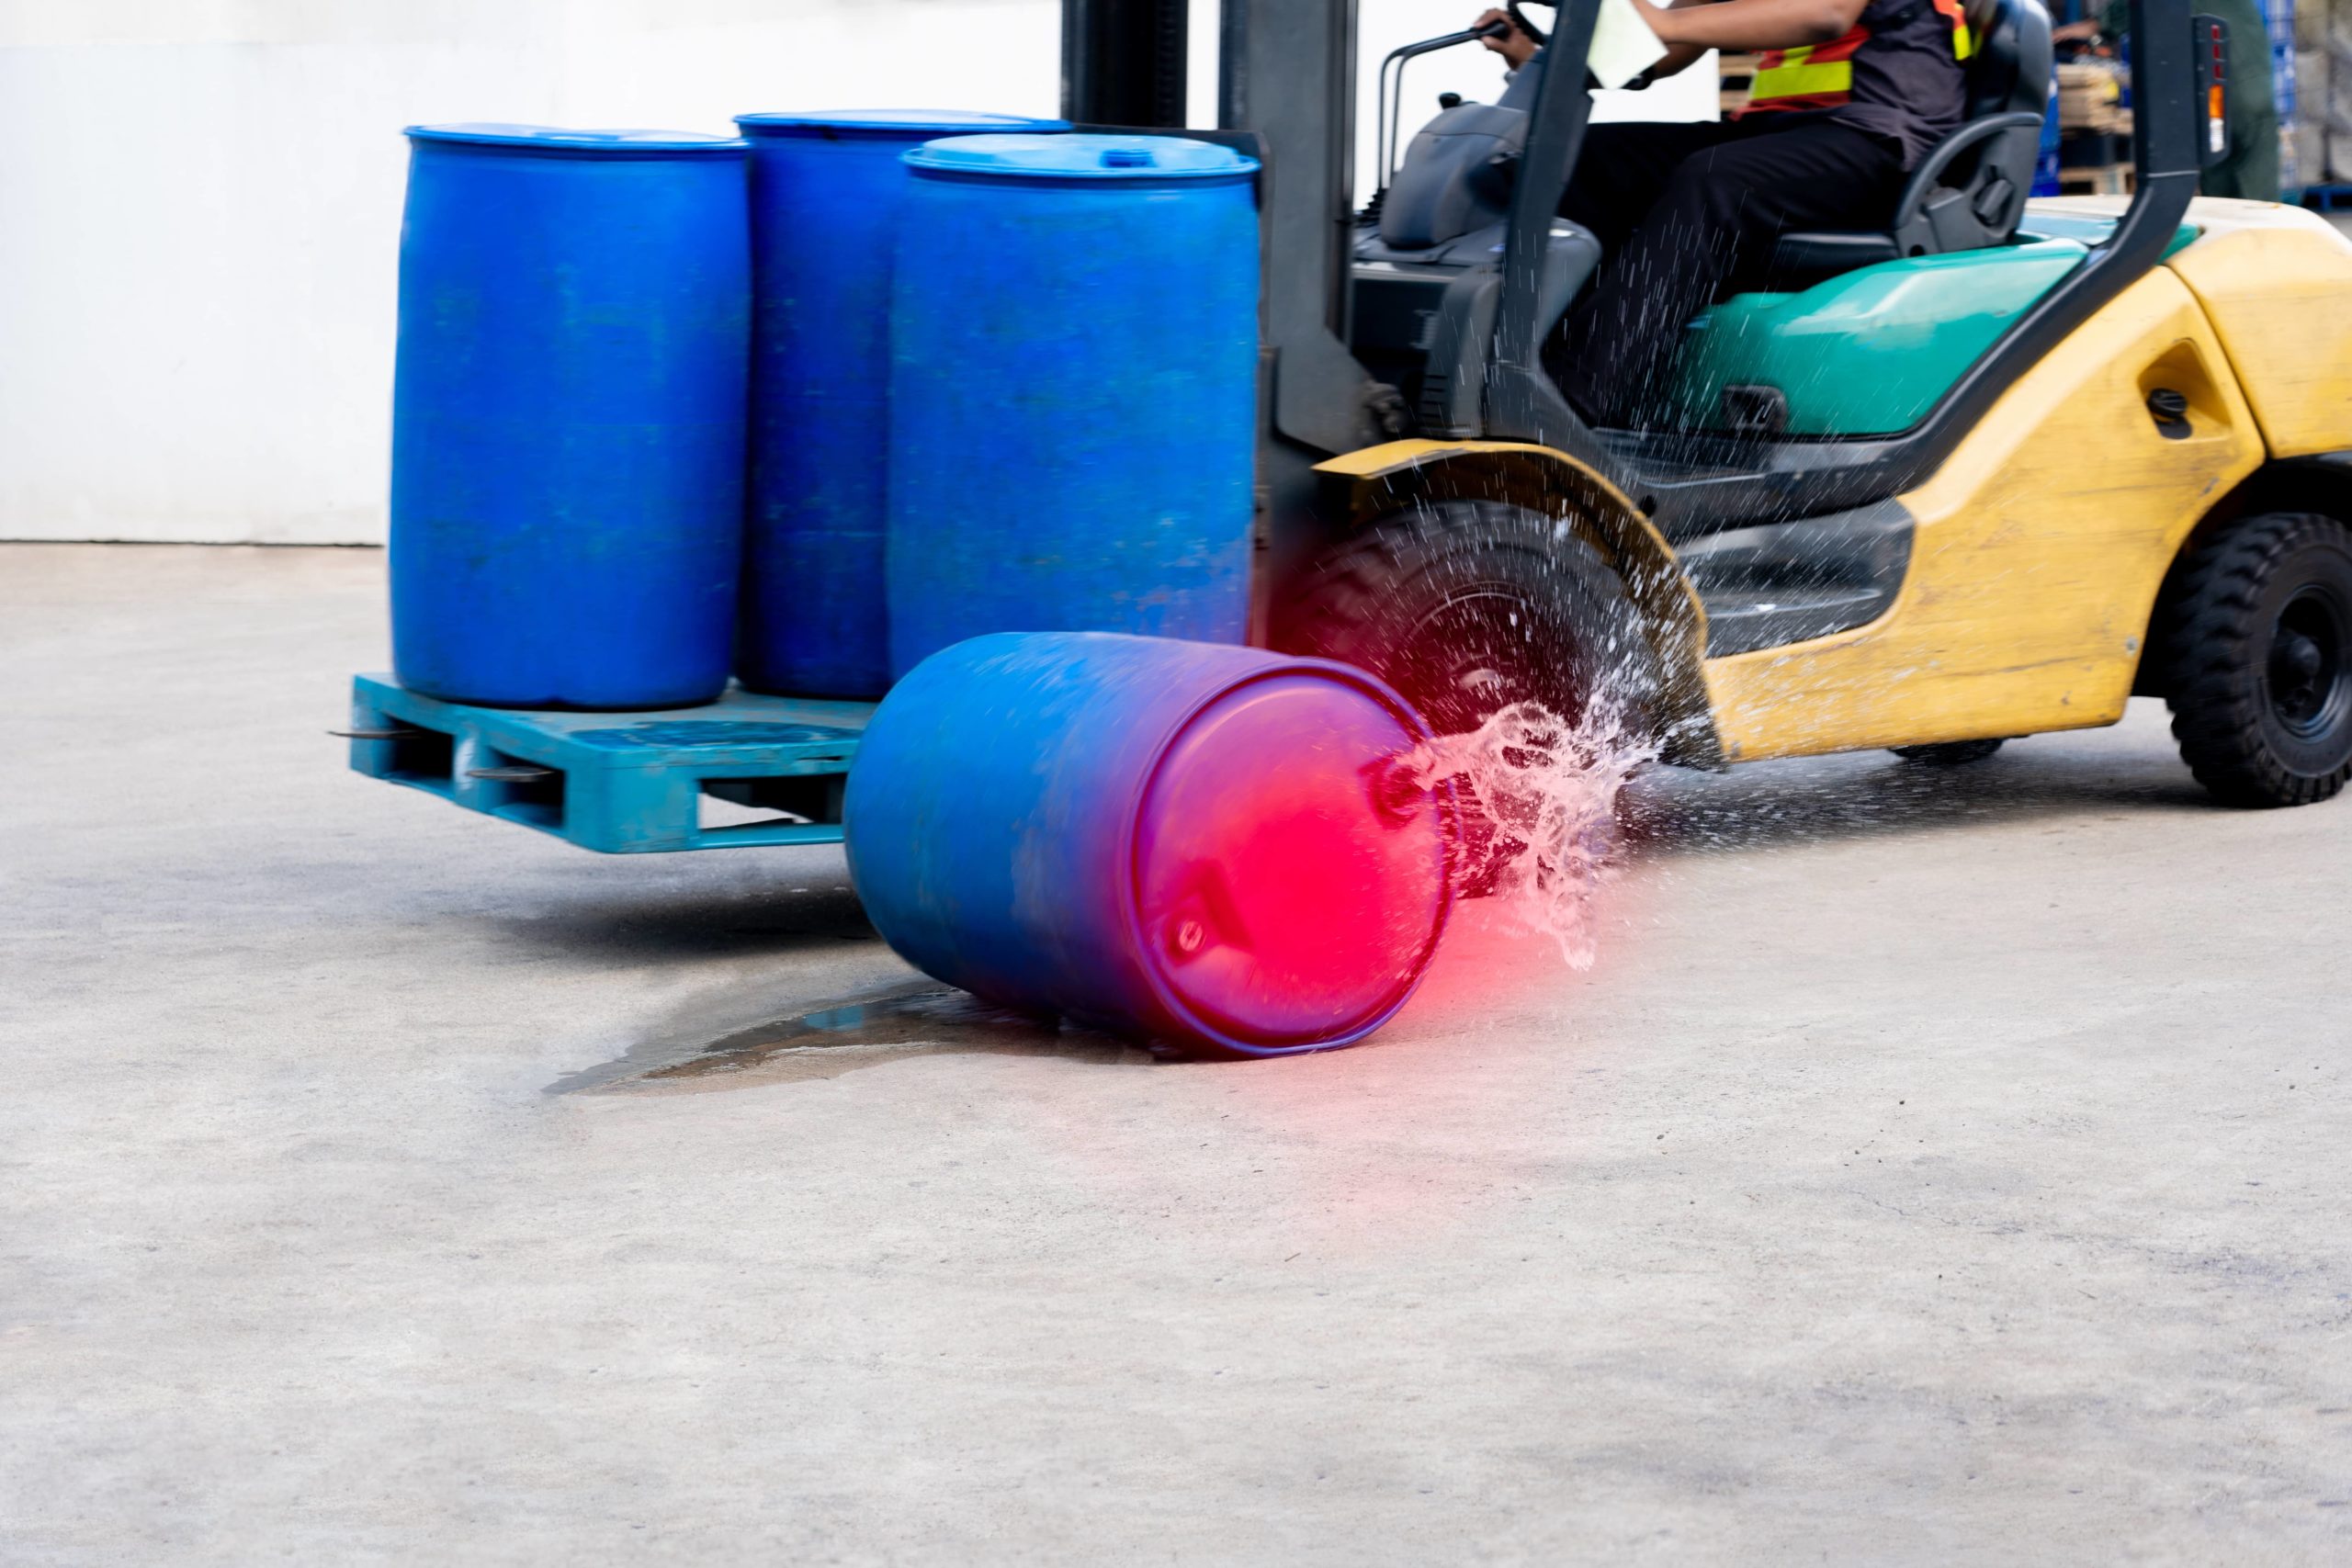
[1750,3,1971,107]
[1933,0,1977,59]
[1749,49,1854,101]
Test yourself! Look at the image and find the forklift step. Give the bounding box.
[345,674,874,852]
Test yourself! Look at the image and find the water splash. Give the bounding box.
[1402,696,1655,969]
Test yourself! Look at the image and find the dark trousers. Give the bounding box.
[1551,117,1905,426]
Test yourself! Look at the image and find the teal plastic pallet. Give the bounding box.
[345,674,874,852]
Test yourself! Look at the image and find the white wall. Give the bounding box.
[0,0,1061,544]
[0,1,1709,545]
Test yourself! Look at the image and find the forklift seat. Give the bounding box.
[1767,0,2054,283]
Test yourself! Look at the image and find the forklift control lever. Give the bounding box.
[1377,20,1515,193]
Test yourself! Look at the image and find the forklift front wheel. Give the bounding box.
[1272,499,1655,889]
[1273,499,1652,734]
[2155,512,2352,808]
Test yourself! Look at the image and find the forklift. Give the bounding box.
[352,0,2352,859]
[1068,0,2352,807]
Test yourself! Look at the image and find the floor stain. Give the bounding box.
[557,981,1157,1095]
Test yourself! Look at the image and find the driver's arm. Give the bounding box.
[1639,0,1737,80]
[1473,8,1542,68]
[1634,0,1871,52]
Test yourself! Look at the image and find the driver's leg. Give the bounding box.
[1555,121,1740,257]
[1551,119,1904,428]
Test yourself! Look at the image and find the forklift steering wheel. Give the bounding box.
[1505,2,1553,47]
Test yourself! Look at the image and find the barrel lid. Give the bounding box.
[735,109,1068,138]
[1131,669,1449,1052]
[906,132,1259,180]
[404,122,747,153]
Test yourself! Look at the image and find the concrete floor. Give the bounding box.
[4,543,2348,1565]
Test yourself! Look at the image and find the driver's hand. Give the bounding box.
[1474,8,1540,68]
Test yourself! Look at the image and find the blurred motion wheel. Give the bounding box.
[1272,500,1655,888]
[2155,512,2352,808]
[1890,739,2006,764]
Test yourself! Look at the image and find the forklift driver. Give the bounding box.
[1476,0,1973,426]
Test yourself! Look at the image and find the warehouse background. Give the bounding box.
[0,0,1688,547]
[2292,0,2352,185]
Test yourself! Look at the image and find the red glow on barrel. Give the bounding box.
[1133,673,1449,1046]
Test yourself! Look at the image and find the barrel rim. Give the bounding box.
[903,131,1261,183]
[404,122,749,155]
[1121,656,1453,1058]
[734,109,1070,138]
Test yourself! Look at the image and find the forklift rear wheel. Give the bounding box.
[1272,499,1653,888]
[1890,739,2006,764]
[2155,512,2352,808]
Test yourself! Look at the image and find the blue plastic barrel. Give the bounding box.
[390,124,750,709]
[844,632,1452,1056]
[732,111,1066,699]
[887,135,1261,679]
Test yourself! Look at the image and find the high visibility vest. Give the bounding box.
[1742,0,1973,114]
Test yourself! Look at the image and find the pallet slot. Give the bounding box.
[472,745,567,830]
[702,774,843,822]
[383,725,457,794]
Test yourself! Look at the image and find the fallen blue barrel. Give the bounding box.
[887,135,1261,679]
[843,633,1453,1056]
[390,124,750,709]
[732,111,1065,699]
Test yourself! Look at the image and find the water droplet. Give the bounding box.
[1398,691,1654,971]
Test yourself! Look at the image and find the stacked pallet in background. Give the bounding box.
[2290,0,2352,195]
[2271,0,2301,187]
[2295,0,2327,186]
[1718,51,1759,117]
[2330,0,2352,189]
[2057,60,2135,193]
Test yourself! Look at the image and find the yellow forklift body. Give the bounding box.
[1318,208,2351,768]
[1320,259,2296,763]
[1703,265,2265,760]
[2155,201,2352,457]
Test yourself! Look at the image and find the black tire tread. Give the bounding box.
[1272,499,1654,728]
[2154,511,2352,808]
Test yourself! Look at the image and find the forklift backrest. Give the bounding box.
[1965,0,2049,122]
[1897,0,2053,252]
[1769,0,2052,280]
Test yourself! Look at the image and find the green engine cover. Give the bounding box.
[1674,238,2091,438]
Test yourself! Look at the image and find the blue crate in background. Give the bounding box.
[2034,71,2063,197]
[2269,0,2295,123]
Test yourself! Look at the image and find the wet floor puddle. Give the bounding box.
[560,982,1158,1094]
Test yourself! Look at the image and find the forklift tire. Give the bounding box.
[1890,739,2006,764]
[1272,500,1654,891]
[1273,499,1652,735]
[2154,512,2352,808]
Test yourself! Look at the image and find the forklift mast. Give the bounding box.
[1058,0,1190,126]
